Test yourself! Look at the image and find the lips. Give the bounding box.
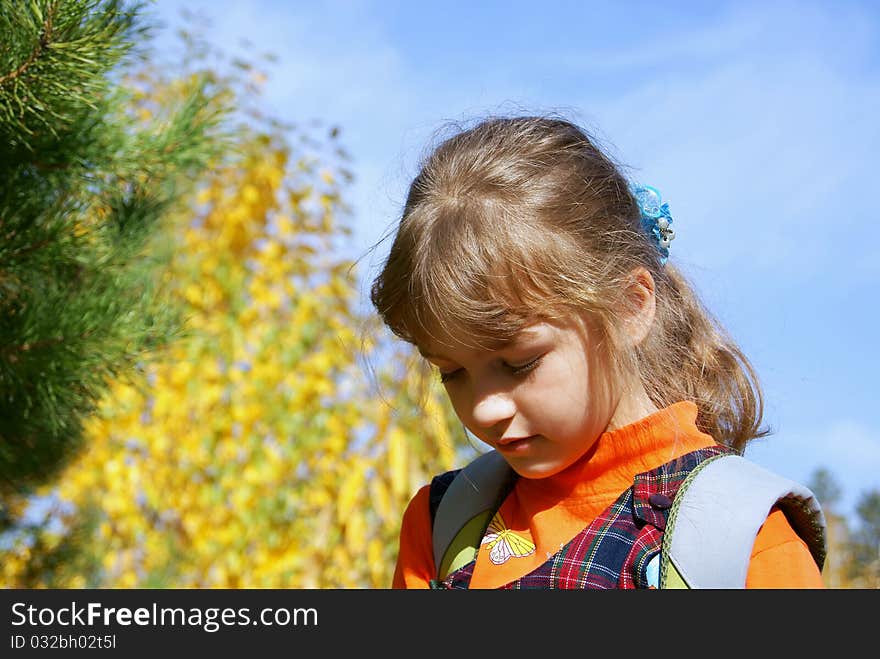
[498,435,536,445]
[496,435,538,453]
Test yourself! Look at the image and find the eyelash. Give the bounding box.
[437,356,543,384]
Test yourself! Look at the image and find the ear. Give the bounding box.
[621,267,656,347]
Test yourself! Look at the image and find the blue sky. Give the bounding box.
[149,0,879,522]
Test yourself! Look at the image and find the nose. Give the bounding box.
[471,390,516,430]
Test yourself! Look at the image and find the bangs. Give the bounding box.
[385,199,579,352]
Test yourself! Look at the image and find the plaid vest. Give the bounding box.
[430,445,734,589]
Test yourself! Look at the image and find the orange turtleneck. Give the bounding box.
[392,401,823,589]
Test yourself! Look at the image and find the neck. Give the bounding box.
[605,379,659,433]
[518,400,716,502]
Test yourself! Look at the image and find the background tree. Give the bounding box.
[807,467,850,587]
[806,467,880,588]
[1,11,468,588]
[0,0,222,527]
[807,467,843,510]
[847,489,880,587]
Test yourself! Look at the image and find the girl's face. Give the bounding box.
[421,315,636,479]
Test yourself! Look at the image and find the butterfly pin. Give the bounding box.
[480,512,536,565]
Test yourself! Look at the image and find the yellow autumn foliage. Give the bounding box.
[0,45,467,590]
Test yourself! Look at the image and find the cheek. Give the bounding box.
[539,354,592,403]
[526,358,607,434]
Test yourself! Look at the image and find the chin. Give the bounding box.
[505,460,564,480]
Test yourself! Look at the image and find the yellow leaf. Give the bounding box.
[367,539,385,586]
[387,427,408,498]
[337,461,365,523]
[344,512,366,549]
[241,184,260,204]
[369,477,392,523]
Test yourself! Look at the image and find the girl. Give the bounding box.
[370,115,825,589]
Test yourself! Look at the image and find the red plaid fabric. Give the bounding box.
[435,445,733,589]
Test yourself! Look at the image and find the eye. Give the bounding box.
[437,368,462,384]
[506,356,543,377]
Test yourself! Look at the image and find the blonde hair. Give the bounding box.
[370,114,768,452]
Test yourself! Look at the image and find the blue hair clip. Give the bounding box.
[632,184,675,265]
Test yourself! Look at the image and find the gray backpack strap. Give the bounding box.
[432,450,514,581]
[660,454,827,589]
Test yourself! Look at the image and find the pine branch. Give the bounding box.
[0,1,58,86]
[0,1,229,496]
[0,0,146,150]
[1,329,93,363]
